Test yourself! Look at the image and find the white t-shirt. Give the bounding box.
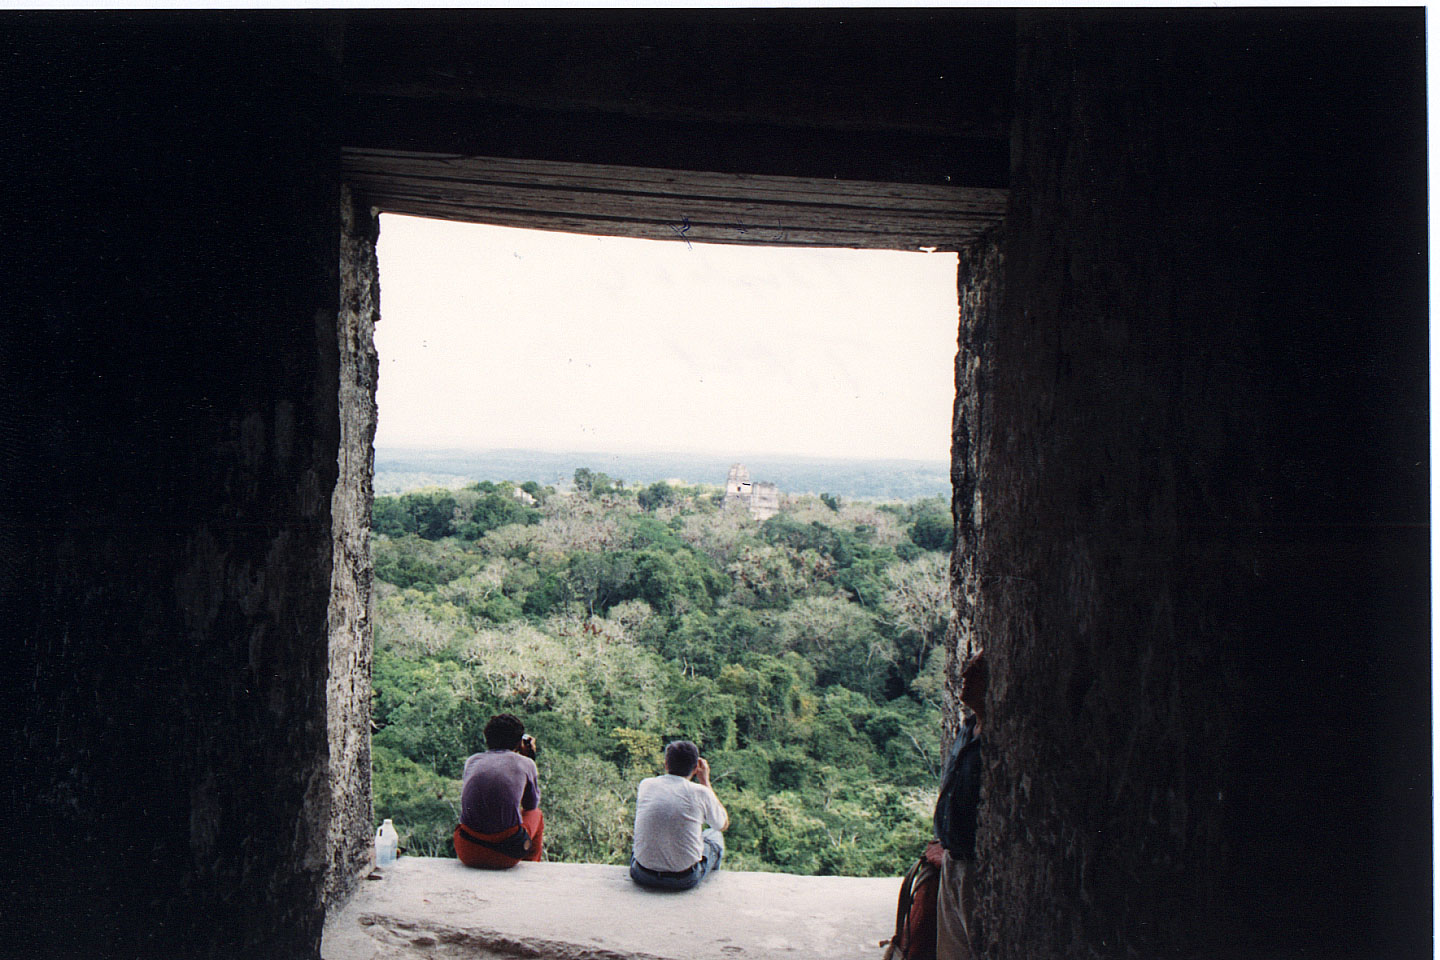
[631,773,729,872]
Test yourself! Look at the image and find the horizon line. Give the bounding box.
[374,444,950,466]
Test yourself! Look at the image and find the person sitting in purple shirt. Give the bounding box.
[452,713,544,868]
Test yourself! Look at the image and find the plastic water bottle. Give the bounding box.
[376,819,398,867]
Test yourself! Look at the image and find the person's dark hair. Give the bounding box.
[664,740,700,777]
[484,713,525,751]
[962,648,986,678]
[959,649,988,718]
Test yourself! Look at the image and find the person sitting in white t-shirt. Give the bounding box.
[629,740,729,890]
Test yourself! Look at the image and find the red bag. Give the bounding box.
[882,840,946,960]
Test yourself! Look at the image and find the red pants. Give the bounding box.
[453,807,544,869]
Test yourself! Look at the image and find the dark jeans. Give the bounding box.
[629,828,724,890]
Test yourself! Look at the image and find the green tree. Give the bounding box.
[610,727,663,774]
[574,467,617,498]
[775,595,893,698]
[625,514,685,552]
[371,744,461,858]
[367,480,948,878]
[372,495,414,536]
[630,548,726,615]
[372,655,492,777]
[372,534,473,590]
[882,551,951,680]
[540,753,634,865]
[726,542,809,608]
[637,480,678,511]
[456,489,540,540]
[659,611,720,675]
[407,490,459,539]
[371,490,461,540]
[717,652,815,742]
[908,510,954,552]
[662,673,739,751]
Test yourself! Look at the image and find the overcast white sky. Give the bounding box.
[373,215,958,461]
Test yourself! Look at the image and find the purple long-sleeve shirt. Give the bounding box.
[459,749,539,833]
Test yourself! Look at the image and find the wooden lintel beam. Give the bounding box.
[342,150,1007,251]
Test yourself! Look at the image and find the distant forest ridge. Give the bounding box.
[375,448,950,501]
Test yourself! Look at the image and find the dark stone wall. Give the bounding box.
[1,15,344,959]
[325,187,381,907]
[0,10,1427,959]
[341,9,1016,188]
[975,11,1428,958]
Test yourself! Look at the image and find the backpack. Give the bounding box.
[881,840,946,960]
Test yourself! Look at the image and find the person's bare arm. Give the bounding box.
[695,757,729,831]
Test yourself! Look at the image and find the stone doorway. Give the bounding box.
[326,158,1006,906]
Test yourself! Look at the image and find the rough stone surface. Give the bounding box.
[975,20,1231,955]
[327,187,383,908]
[943,232,1002,747]
[721,463,781,521]
[973,12,1429,959]
[3,16,345,959]
[3,11,1427,960]
[321,858,899,960]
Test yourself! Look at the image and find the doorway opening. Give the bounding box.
[369,216,958,875]
[328,153,1004,901]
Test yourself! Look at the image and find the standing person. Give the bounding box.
[629,740,729,891]
[934,649,987,960]
[453,713,545,869]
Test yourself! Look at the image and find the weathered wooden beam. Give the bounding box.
[342,150,1007,251]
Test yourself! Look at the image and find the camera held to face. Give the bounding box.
[518,734,538,759]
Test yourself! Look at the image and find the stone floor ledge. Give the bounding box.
[322,856,901,960]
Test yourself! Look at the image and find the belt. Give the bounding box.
[457,822,530,859]
[633,858,702,879]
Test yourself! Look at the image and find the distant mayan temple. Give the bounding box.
[723,463,780,521]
